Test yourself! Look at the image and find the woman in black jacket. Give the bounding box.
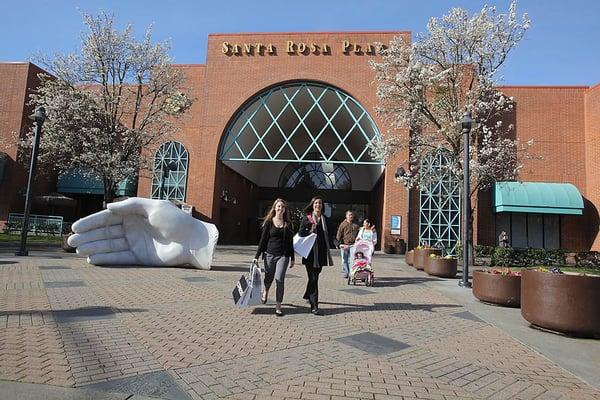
[253,198,295,316]
[298,196,333,315]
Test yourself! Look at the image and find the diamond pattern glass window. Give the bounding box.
[418,149,461,255]
[151,141,189,201]
[279,160,351,190]
[220,82,382,164]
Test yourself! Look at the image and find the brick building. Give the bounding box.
[1,31,599,251]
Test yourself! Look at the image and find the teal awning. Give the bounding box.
[494,182,583,215]
[57,169,137,197]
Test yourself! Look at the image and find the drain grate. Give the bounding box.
[336,332,410,355]
[39,266,72,270]
[83,370,191,400]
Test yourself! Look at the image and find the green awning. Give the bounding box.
[494,182,583,215]
[57,169,137,197]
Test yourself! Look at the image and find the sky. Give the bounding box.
[2,0,599,86]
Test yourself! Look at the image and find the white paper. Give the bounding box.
[293,233,317,258]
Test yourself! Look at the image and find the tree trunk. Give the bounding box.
[468,206,475,266]
[103,177,115,208]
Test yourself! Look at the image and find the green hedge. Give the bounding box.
[458,244,599,269]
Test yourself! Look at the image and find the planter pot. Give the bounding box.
[384,244,395,254]
[413,248,441,270]
[473,270,521,307]
[405,250,414,266]
[62,234,76,253]
[424,257,457,278]
[521,269,600,338]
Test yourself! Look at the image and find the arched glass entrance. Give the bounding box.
[418,149,461,255]
[220,82,382,164]
[218,81,383,244]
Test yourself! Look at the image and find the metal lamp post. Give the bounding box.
[459,111,473,288]
[16,106,47,256]
[159,160,177,200]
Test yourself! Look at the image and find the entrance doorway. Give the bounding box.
[218,81,384,244]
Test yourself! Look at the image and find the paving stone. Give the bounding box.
[0,247,598,400]
[52,307,116,323]
[180,277,213,283]
[335,332,411,355]
[338,288,376,295]
[450,311,486,323]
[44,281,87,288]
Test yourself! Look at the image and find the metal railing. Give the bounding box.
[5,213,64,236]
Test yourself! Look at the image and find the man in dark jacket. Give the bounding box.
[336,210,359,279]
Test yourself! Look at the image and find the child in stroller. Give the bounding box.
[348,240,374,286]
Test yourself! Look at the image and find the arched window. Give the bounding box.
[418,149,461,255]
[279,161,351,190]
[151,141,189,201]
[220,82,382,165]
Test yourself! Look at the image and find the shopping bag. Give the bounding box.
[246,261,263,306]
[232,274,250,307]
[233,261,263,308]
[293,233,317,258]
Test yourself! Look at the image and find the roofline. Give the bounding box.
[208,30,409,37]
[587,82,600,91]
[498,85,589,89]
[172,64,206,67]
[0,61,33,64]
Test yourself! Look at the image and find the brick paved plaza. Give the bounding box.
[0,246,599,399]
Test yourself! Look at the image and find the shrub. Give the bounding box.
[491,247,566,267]
[574,252,600,270]
[474,245,495,257]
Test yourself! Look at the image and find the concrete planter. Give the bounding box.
[473,270,521,307]
[521,269,600,338]
[62,234,76,253]
[424,257,457,278]
[413,248,441,270]
[405,250,414,266]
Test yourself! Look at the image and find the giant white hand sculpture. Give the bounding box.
[67,197,219,269]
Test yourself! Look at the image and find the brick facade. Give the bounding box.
[1,32,599,251]
[0,62,55,228]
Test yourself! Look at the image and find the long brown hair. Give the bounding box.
[262,198,291,228]
[303,196,324,215]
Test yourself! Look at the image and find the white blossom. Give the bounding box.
[22,12,192,204]
[369,1,534,195]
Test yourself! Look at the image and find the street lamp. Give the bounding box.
[159,160,177,200]
[459,111,473,288]
[16,106,46,256]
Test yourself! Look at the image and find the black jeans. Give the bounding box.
[303,264,322,309]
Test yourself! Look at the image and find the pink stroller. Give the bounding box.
[348,240,375,286]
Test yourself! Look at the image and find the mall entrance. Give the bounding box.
[217,81,384,245]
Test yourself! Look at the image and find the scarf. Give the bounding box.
[310,212,334,267]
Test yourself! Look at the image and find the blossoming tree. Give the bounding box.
[25,12,192,205]
[370,1,533,256]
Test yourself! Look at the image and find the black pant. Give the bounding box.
[303,264,322,309]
